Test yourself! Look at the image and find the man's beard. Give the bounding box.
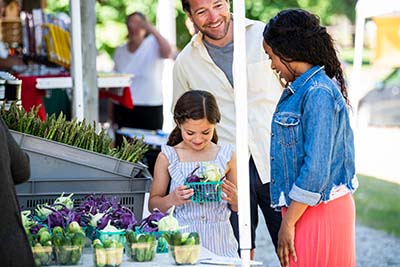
[196,16,231,41]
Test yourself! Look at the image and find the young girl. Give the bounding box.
[263,9,358,267]
[148,90,239,257]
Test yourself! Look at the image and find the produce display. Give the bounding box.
[185,163,224,203]
[164,231,201,265]
[21,194,140,266]
[1,102,148,163]
[92,239,124,267]
[125,231,157,262]
[82,194,136,241]
[28,227,53,266]
[137,209,168,253]
[52,222,86,265]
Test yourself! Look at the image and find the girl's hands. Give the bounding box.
[277,221,297,267]
[221,179,238,211]
[170,185,194,206]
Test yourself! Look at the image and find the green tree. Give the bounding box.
[45,0,356,58]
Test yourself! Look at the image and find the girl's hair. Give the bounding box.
[168,90,221,146]
[263,9,349,105]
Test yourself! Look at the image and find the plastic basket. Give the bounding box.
[185,181,223,203]
[93,247,123,267]
[126,241,157,262]
[54,245,83,265]
[96,229,126,245]
[31,245,53,266]
[135,228,168,253]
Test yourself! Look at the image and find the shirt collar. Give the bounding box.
[192,16,255,48]
[287,65,324,94]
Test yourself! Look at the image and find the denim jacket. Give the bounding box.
[270,65,358,208]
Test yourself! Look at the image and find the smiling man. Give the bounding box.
[173,0,282,260]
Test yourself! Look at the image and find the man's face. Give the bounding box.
[187,0,231,45]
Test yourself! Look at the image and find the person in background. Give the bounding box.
[112,11,171,140]
[263,9,358,267]
[0,115,34,266]
[173,0,282,259]
[149,90,239,257]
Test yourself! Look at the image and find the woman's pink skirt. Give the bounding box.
[282,193,356,267]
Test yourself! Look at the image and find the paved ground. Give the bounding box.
[253,210,400,267]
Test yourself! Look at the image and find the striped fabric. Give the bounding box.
[162,144,239,257]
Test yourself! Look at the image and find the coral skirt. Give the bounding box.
[282,193,356,267]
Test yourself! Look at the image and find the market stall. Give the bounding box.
[15,72,134,121]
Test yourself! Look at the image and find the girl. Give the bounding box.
[263,9,358,267]
[149,90,239,257]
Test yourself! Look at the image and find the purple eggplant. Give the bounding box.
[186,166,201,183]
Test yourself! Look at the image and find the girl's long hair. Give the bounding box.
[263,9,350,105]
[167,90,221,146]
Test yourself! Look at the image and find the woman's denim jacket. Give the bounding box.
[270,65,358,209]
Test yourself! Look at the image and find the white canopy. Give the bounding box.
[351,0,400,108]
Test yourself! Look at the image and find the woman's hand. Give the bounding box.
[170,185,194,206]
[277,220,297,267]
[221,179,238,211]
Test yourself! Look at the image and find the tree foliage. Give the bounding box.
[45,0,356,58]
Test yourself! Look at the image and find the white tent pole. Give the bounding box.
[157,0,176,133]
[232,1,251,266]
[351,0,365,116]
[70,0,84,121]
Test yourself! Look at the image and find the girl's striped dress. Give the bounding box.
[162,144,239,257]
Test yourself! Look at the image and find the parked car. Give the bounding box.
[358,67,400,127]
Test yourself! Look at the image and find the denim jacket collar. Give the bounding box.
[287,65,325,94]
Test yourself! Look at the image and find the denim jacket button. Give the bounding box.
[271,179,275,184]
[271,156,274,161]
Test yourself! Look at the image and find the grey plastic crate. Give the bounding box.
[11,130,147,179]
[16,175,152,220]
[18,192,146,222]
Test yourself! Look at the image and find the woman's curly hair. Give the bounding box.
[263,9,349,105]
[168,90,221,146]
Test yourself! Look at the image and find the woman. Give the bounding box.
[113,12,171,134]
[263,9,358,267]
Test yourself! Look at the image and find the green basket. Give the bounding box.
[96,229,126,245]
[135,228,168,253]
[185,181,223,203]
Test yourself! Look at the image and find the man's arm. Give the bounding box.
[172,59,190,110]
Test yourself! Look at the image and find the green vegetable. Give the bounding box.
[51,223,86,265]
[52,226,64,236]
[155,206,180,232]
[54,193,74,210]
[125,232,157,262]
[92,239,123,267]
[38,230,51,246]
[72,232,85,247]
[164,231,201,264]
[1,102,149,163]
[32,243,53,267]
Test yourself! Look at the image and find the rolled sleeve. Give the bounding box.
[289,184,321,206]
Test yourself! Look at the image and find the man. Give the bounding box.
[173,0,282,259]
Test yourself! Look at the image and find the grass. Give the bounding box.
[354,174,400,238]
